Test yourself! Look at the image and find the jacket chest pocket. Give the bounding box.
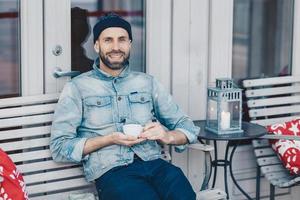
[128,93,153,123]
[83,96,113,127]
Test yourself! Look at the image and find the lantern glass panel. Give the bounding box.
[219,101,240,130]
[231,101,241,128]
[207,98,217,129]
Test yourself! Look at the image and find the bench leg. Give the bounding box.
[256,165,261,200]
[270,184,275,200]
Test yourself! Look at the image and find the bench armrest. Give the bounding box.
[188,143,214,152]
[260,134,300,141]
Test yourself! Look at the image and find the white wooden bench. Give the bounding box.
[0,94,96,200]
[243,76,300,200]
[0,93,226,200]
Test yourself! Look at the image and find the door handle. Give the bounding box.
[53,67,80,78]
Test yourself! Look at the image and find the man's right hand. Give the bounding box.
[111,132,145,146]
[83,132,145,156]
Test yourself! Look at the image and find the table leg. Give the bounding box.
[229,142,252,200]
[224,142,230,199]
[212,140,218,188]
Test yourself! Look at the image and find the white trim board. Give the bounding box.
[21,0,44,95]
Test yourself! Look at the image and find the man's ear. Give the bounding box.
[94,41,99,53]
[129,40,132,49]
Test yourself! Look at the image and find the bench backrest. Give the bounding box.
[0,94,95,200]
[243,75,300,126]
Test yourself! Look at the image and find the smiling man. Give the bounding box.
[50,13,200,200]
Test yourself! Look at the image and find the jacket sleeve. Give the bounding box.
[151,77,200,152]
[50,81,88,163]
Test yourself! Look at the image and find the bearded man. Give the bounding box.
[50,13,199,200]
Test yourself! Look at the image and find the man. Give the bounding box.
[50,13,200,200]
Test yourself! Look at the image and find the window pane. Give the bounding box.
[232,0,294,83]
[71,0,145,73]
[0,1,20,98]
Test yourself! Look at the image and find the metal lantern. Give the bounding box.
[205,78,243,134]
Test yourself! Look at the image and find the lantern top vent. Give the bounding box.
[216,78,234,90]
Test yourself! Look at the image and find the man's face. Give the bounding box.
[94,27,131,71]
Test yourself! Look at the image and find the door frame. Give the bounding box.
[20,0,44,95]
[292,0,300,76]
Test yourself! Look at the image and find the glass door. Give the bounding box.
[44,0,146,93]
[0,0,44,98]
[0,0,20,98]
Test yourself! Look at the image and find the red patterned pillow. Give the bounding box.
[0,148,29,200]
[266,118,300,174]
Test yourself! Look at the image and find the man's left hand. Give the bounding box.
[139,122,174,145]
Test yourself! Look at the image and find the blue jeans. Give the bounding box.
[95,158,196,200]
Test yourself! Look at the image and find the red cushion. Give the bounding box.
[266,118,300,174]
[0,148,29,200]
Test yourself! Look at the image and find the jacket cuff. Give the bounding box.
[70,138,89,162]
[174,127,199,153]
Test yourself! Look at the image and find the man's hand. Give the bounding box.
[111,132,146,146]
[83,132,145,156]
[139,122,174,145]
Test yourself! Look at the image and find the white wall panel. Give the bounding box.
[207,0,234,194]
[187,0,209,191]
[146,0,172,91]
[21,0,43,95]
[208,0,233,82]
[170,0,191,175]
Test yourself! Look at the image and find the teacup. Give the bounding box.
[123,124,143,137]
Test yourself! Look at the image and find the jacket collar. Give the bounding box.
[92,58,130,80]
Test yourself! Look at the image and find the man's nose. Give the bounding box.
[111,41,120,50]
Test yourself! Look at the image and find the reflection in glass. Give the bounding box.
[232,0,294,84]
[71,0,145,73]
[0,1,20,98]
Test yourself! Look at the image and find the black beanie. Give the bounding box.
[93,13,132,43]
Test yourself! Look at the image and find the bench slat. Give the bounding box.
[265,170,294,180]
[245,85,300,97]
[0,103,56,119]
[25,167,85,184]
[17,160,77,174]
[0,93,59,108]
[243,76,300,87]
[252,139,269,148]
[249,105,300,117]
[254,147,276,157]
[0,114,53,129]
[30,188,96,200]
[257,156,282,166]
[278,176,300,188]
[261,164,287,174]
[27,177,93,196]
[1,137,50,152]
[9,149,51,163]
[250,116,300,127]
[0,126,51,140]
[247,95,300,108]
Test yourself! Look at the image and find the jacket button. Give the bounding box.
[118,96,122,101]
[141,97,145,101]
[97,101,101,105]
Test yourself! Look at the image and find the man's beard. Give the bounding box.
[99,50,130,70]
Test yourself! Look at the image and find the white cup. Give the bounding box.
[123,124,143,137]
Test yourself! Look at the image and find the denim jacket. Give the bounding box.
[50,58,200,181]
